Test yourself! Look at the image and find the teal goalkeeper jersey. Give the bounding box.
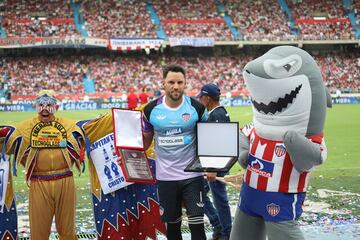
[143,95,207,181]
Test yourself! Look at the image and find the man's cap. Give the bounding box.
[197,83,221,98]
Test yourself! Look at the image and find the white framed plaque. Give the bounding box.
[112,108,155,184]
[185,122,239,172]
[112,109,143,149]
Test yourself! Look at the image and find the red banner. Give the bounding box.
[295,18,350,25]
[161,18,224,24]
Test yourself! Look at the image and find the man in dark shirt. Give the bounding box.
[198,83,232,240]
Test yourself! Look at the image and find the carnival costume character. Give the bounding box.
[230,46,332,240]
[0,90,84,240]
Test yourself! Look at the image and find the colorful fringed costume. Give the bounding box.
[0,116,84,240]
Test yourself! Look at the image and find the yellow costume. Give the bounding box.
[1,116,84,240]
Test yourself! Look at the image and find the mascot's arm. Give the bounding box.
[283,130,327,173]
[238,131,250,169]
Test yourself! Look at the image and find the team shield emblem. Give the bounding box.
[275,145,286,157]
[266,203,280,217]
[182,113,190,122]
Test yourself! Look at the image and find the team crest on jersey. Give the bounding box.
[275,145,286,157]
[182,113,190,122]
[266,203,280,217]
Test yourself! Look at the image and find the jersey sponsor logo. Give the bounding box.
[248,154,274,177]
[158,136,185,146]
[182,113,190,122]
[275,145,286,157]
[266,203,280,217]
[165,128,182,136]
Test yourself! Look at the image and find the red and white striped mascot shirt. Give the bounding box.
[242,124,327,193]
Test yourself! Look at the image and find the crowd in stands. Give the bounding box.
[1,0,79,37]
[152,0,234,40]
[2,0,72,19]
[82,0,157,38]
[289,0,345,20]
[316,52,360,94]
[287,0,355,40]
[354,1,360,12]
[297,22,353,40]
[161,22,233,40]
[1,0,358,40]
[4,21,78,38]
[0,56,85,96]
[1,52,359,99]
[224,0,295,41]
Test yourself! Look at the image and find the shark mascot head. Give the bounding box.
[231,46,331,240]
[242,45,331,140]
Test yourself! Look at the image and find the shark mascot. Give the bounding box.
[230,46,331,240]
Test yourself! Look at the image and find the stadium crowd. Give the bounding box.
[287,0,355,40]
[354,1,360,12]
[82,0,157,38]
[316,52,360,94]
[4,21,79,38]
[152,0,234,40]
[1,52,359,99]
[288,0,345,20]
[1,0,79,37]
[2,0,72,19]
[224,0,295,41]
[1,0,358,40]
[0,56,85,96]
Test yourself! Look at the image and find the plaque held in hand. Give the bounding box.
[112,108,155,184]
[185,122,239,172]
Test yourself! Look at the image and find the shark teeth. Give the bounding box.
[252,84,302,114]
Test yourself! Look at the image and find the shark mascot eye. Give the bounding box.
[232,46,331,240]
[264,54,302,79]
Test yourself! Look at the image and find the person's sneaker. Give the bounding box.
[211,226,222,240]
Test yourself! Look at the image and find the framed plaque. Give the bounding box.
[112,108,155,184]
[185,122,239,172]
[118,149,154,181]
